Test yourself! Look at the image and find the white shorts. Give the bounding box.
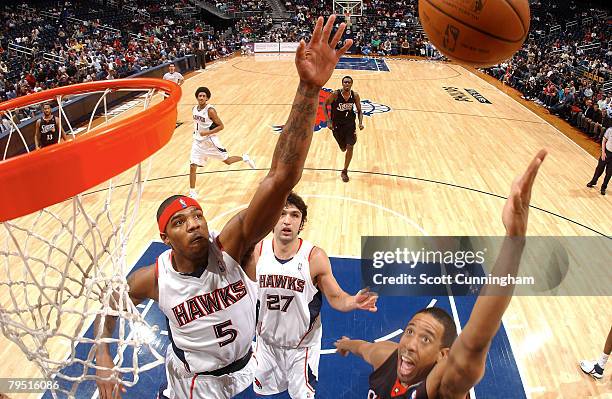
[190,135,229,166]
[162,347,255,399]
[253,338,320,398]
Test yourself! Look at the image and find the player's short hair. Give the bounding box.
[42,103,52,109]
[195,87,211,99]
[342,76,353,83]
[286,191,308,228]
[414,307,457,348]
[157,195,186,223]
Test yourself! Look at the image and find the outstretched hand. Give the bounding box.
[334,336,352,356]
[295,15,353,88]
[502,149,547,236]
[353,287,378,312]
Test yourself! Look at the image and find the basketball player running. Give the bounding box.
[335,150,548,399]
[324,76,364,182]
[579,324,611,380]
[189,86,256,199]
[94,15,353,399]
[251,192,378,398]
[34,103,68,149]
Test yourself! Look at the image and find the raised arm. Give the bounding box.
[430,150,547,398]
[312,247,378,312]
[95,265,158,399]
[219,15,352,265]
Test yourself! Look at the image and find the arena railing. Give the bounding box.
[0,55,195,159]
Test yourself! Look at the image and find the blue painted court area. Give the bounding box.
[44,242,526,398]
[336,57,390,72]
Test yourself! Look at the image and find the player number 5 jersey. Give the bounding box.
[256,238,322,348]
[157,231,258,373]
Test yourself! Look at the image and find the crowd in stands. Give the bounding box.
[484,0,611,142]
[215,0,271,15]
[279,0,440,58]
[0,0,239,113]
[2,0,611,143]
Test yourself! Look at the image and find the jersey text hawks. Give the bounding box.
[172,280,247,327]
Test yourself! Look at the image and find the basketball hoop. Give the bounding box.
[0,78,180,221]
[0,78,180,397]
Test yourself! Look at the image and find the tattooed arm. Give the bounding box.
[219,15,353,276]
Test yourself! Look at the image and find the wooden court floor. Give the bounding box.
[1,54,610,398]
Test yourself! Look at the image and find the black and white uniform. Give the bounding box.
[191,104,228,166]
[39,116,60,148]
[368,349,428,399]
[253,238,322,398]
[157,231,258,399]
[330,89,357,150]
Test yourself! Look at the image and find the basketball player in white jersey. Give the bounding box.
[251,192,378,398]
[94,15,354,399]
[163,63,184,85]
[189,86,256,199]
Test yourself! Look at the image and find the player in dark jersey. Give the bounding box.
[324,76,364,182]
[34,103,67,149]
[335,150,548,399]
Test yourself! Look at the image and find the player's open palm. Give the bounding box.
[295,15,353,88]
[502,149,547,237]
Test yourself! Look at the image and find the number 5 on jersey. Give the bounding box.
[213,320,238,347]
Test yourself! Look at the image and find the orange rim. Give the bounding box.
[0,78,181,222]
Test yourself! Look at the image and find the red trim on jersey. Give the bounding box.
[258,241,263,256]
[391,377,408,397]
[308,245,316,261]
[297,238,303,252]
[189,375,197,399]
[215,236,224,251]
[253,339,259,364]
[295,314,319,348]
[304,347,315,393]
[155,258,159,280]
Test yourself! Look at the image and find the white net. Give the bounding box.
[0,86,168,397]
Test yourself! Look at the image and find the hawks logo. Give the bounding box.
[272,88,390,133]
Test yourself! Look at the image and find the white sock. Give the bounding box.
[597,352,609,369]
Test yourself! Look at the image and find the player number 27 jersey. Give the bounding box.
[256,238,322,348]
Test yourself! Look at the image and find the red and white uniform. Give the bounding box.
[253,238,321,398]
[157,231,257,399]
[191,104,228,165]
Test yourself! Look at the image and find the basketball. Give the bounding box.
[418,0,530,67]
